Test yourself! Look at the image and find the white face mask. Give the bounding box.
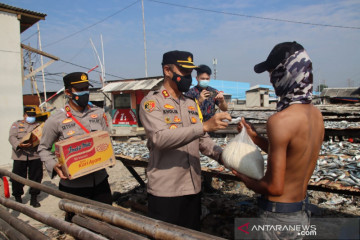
[199,80,210,88]
[26,116,36,124]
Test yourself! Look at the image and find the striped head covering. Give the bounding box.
[270,49,313,112]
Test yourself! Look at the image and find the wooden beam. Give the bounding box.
[23,59,55,81]
[21,43,59,60]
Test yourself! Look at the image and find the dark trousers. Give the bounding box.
[11,159,43,197]
[148,192,201,231]
[59,178,113,205]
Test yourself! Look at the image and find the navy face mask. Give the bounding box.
[172,73,192,92]
[72,91,90,108]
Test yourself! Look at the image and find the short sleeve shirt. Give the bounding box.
[185,85,219,122]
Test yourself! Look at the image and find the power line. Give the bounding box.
[58,59,126,79]
[148,0,360,30]
[44,1,140,48]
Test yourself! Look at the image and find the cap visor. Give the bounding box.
[254,61,268,73]
[72,82,92,89]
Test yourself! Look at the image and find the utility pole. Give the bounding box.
[141,0,148,77]
[37,23,47,109]
[28,45,34,95]
[213,58,217,80]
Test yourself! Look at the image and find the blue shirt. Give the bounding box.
[185,85,220,122]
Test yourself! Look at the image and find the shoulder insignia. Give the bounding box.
[191,117,197,123]
[174,116,181,122]
[67,130,75,136]
[62,118,73,124]
[169,124,177,129]
[165,117,171,123]
[91,114,98,119]
[65,105,71,112]
[19,129,24,132]
[164,104,174,109]
[19,123,24,127]
[188,106,195,111]
[162,90,170,98]
[11,124,17,129]
[144,100,156,112]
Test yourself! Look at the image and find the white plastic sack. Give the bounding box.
[222,126,264,180]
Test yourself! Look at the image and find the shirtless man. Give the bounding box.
[233,41,324,239]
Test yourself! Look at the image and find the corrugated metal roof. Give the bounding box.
[102,78,163,92]
[320,88,360,98]
[0,3,46,33]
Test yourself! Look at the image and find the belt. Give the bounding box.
[257,196,317,213]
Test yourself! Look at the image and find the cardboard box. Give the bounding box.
[20,122,44,147]
[55,131,116,180]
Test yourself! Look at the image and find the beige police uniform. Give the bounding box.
[9,120,41,160]
[139,85,222,197]
[38,104,109,188]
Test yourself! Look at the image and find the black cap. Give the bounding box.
[254,41,304,73]
[24,106,36,116]
[196,64,212,75]
[63,72,92,89]
[162,50,198,69]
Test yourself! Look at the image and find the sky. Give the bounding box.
[2,0,360,93]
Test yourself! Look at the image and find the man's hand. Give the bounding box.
[53,163,68,180]
[232,169,251,186]
[215,91,225,102]
[18,143,32,148]
[198,89,210,104]
[203,112,231,132]
[237,118,258,142]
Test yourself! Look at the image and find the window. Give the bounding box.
[114,93,131,109]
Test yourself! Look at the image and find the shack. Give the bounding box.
[320,87,360,104]
[101,76,163,139]
[245,86,270,107]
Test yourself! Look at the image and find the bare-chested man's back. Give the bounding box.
[266,104,324,202]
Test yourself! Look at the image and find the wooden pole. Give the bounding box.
[0,207,49,240]
[72,214,149,240]
[59,199,226,240]
[0,169,226,240]
[0,197,108,240]
[0,218,28,240]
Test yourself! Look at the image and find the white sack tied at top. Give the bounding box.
[222,124,264,180]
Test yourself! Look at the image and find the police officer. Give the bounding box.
[9,106,43,207]
[38,72,112,209]
[139,50,231,230]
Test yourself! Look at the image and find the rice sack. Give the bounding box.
[222,129,264,180]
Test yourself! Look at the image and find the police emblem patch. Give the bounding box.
[164,104,174,109]
[169,124,177,129]
[188,106,195,111]
[144,100,156,112]
[191,117,197,123]
[91,114,98,119]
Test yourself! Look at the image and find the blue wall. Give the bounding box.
[191,78,250,100]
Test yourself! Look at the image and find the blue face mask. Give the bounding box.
[26,116,36,124]
[199,80,210,88]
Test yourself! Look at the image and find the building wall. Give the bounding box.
[246,92,260,107]
[0,11,23,166]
